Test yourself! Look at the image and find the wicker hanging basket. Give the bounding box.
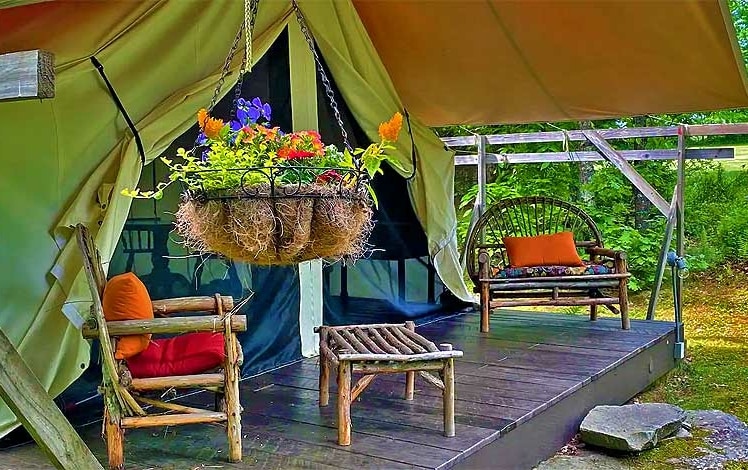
[174,180,374,265]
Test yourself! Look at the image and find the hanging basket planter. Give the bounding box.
[122,2,407,266]
[173,178,374,265]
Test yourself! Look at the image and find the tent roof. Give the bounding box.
[3,0,748,126]
[353,0,748,125]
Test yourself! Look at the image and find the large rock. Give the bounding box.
[579,404,686,452]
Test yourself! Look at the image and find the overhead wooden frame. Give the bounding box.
[0,50,55,102]
[447,123,748,355]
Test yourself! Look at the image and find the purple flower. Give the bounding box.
[201,149,210,162]
[229,120,243,132]
[196,132,208,145]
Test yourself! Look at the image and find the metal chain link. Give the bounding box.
[292,0,352,152]
[231,0,258,117]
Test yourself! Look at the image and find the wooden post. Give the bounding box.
[0,50,55,101]
[479,250,491,332]
[404,321,415,400]
[219,295,242,463]
[0,329,104,470]
[337,360,352,446]
[440,343,455,438]
[319,328,330,407]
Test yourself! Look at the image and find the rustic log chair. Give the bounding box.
[75,224,247,470]
[466,196,630,332]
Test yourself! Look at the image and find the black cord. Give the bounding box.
[403,109,418,180]
[91,56,146,165]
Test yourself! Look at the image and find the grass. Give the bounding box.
[564,267,748,468]
[632,265,748,422]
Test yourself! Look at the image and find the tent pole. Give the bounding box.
[674,126,687,358]
[647,190,678,320]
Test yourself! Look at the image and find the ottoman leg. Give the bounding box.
[337,361,352,446]
[443,358,455,437]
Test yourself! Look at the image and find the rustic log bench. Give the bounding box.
[316,322,463,446]
[466,196,631,332]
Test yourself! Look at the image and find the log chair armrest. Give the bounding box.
[477,249,493,280]
[152,295,234,317]
[82,315,247,339]
[586,247,627,261]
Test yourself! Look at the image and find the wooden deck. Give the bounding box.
[0,310,677,469]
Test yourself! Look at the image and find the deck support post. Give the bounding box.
[319,328,330,407]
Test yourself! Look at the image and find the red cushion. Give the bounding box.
[126,332,225,379]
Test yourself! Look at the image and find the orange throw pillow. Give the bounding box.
[503,232,584,268]
[102,272,154,360]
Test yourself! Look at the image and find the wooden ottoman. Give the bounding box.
[315,321,463,445]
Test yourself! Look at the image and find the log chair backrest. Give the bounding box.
[465,196,603,282]
[75,224,117,357]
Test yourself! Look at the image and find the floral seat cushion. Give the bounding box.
[496,261,614,279]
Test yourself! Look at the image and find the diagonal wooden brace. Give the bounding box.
[582,129,670,216]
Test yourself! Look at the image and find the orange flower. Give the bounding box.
[196,108,224,139]
[378,112,403,142]
[197,108,209,128]
[203,116,224,139]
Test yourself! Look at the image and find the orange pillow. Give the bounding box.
[503,232,584,268]
[102,272,154,360]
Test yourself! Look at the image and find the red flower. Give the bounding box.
[317,170,342,184]
[278,147,315,159]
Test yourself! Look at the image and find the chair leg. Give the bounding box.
[224,332,242,462]
[480,281,491,333]
[319,329,330,407]
[320,356,330,407]
[215,391,226,412]
[619,282,630,330]
[337,361,352,446]
[404,321,415,400]
[405,371,415,400]
[590,304,598,321]
[104,407,124,470]
[443,358,455,437]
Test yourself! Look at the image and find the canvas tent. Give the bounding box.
[1,0,747,439]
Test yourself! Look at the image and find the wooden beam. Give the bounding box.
[442,123,748,147]
[0,329,103,470]
[129,373,224,391]
[582,130,670,216]
[453,148,733,165]
[647,189,679,320]
[0,50,55,101]
[152,295,234,315]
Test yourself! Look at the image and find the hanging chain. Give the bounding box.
[207,26,243,114]
[292,0,351,152]
[232,0,259,116]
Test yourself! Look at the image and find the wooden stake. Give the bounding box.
[220,294,242,463]
[616,258,631,330]
[337,361,352,446]
[590,304,598,321]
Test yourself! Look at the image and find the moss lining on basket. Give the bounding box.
[174,185,373,265]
